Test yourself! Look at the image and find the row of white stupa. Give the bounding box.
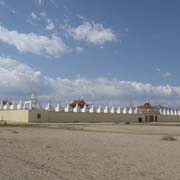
[45,104,141,114]
[1,101,180,116]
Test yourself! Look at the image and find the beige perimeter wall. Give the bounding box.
[28,111,180,123]
[1,110,180,123]
[158,115,180,122]
[0,110,29,123]
[29,111,143,123]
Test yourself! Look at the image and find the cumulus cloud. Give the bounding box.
[0,56,180,107]
[0,25,69,57]
[67,21,117,45]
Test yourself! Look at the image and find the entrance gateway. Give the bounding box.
[138,103,160,123]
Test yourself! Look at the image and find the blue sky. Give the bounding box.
[0,0,180,107]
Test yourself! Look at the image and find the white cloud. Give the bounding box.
[0,0,16,14]
[11,9,16,14]
[36,0,42,5]
[40,11,46,17]
[35,0,57,7]
[46,18,55,31]
[31,12,39,20]
[162,72,171,78]
[0,0,6,7]
[28,12,40,25]
[29,11,55,31]
[156,68,161,72]
[49,0,58,8]
[156,68,172,78]
[75,46,84,53]
[67,21,117,45]
[0,25,69,57]
[0,56,180,107]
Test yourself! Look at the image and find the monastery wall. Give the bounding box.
[29,110,49,123]
[1,110,180,123]
[46,111,141,123]
[24,111,180,123]
[0,110,29,123]
[158,115,180,122]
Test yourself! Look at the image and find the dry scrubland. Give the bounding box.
[0,123,180,180]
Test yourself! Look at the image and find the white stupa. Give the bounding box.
[17,100,23,110]
[89,105,95,113]
[128,107,133,114]
[3,102,10,110]
[104,105,109,113]
[110,106,115,113]
[81,104,88,113]
[122,107,127,114]
[174,109,177,116]
[45,103,53,111]
[96,105,102,113]
[73,104,80,112]
[64,104,72,112]
[134,107,139,114]
[170,109,174,116]
[0,103,3,110]
[163,108,167,115]
[55,104,63,112]
[116,107,121,114]
[159,108,163,115]
[10,101,17,110]
[178,110,180,116]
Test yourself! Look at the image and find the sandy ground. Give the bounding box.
[0,124,180,180]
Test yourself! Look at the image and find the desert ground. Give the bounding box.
[0,123,180,180]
